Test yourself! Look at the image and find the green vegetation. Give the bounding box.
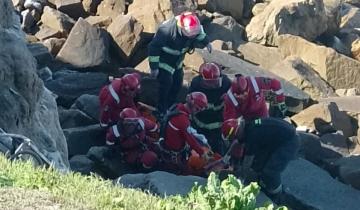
[0,155,285,210]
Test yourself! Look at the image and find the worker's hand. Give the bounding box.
[206,43,212,53]
[201,150,214,162]
[150,69,159,78]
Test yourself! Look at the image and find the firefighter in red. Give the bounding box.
[98,73,141,128]
[223,74,287,121]
[160,92,214,174]
[106,108,159,169]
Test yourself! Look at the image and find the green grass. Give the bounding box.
[0,155,282,210]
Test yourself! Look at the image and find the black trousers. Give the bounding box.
[157,69,184,114]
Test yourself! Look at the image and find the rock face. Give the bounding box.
[278,34,360,90]
[0,0,68,169]
[291,102,354,137]
[245,0,328,46]
[116,171,207,196]
[203,15,245,46]
[96,0,125,20]
[41,6,75,35]
[206,0,243,21]
[56,18,110,68]
[107,15,143,63]
[319,96,360,113]
[127,0,173,33]
[283,158,360,210]
[269,57,336,100]
[45,69,108,107]
[198,49,310,113]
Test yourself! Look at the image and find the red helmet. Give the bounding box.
[121,73,141,95]
[231,75,248,95]
[221,118,245,141]
[177,12,201,37]
[186,92,208,113]
[199,62,221,88]
[119,108,138,120]
[141,151,158,169]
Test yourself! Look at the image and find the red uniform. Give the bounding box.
[105,117,159,168]
[98,79,138,127]
[164,104,205,156]
[223,76,285,121]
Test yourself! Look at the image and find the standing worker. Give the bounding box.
[189,62,231,154]
[148,11,212,115]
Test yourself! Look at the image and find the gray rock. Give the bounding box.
[203,15,245,47]
[70,94,99,121]
[82,0,102,15]
[117,171,207,196]
[69,154,95,175]
[331,156,360,190]
[319,133,352,157]
[56,0,87,20]
[0,0,68,170]
[96,0,125,20]
[42,37,66,56]
[170,0,197,15]
[34,26,62,41]
[323,0,342,36]
[320,96,360,113]
[56,18,110,69]
[206,0,244,21]
[283,158,360,210]
[27,43,54,68]
[45,69,108,107]
[198,49,310,113]
[36,66,53,82]
[63,124,105,157]
[21,9,36,32]
[41,6,75,35]
[59,108,96,129]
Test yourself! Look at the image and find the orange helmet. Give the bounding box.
[186,92,208,114]
[177,12,201,37]
[221,118,245,141]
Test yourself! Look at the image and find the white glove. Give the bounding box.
[150,69,159,78]
[206,43,212,53]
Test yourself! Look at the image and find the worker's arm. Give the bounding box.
[223,95,239,121]
[148,27,168,71]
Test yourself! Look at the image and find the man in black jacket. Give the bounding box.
[221,117,299,200]
[148,12,211,114]
[189,62,231,155]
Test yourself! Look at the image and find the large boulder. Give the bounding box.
[340,3,360,34]
[269,57,336,100]
[331,156,360,190]
[245,0,328,46]
[0,0,68,170]
[85,15,112,28]
[41,6,75,36]
[319,96,360,113]
[127,0,173,33]
[55,0,87,20]
[291,102,355,137]
[323,0,342,35]
[96,0,125,20]
[63,124,105,157]
[56,18,110,69]
[319,133,353,157]
[42,37,66,56]
[278,34,360,90]
[69,154,95,175]
[27,43,54,68]
[203,15,245,47]
[235,41,282,70]
[107,15,144,64]
[198,49,310,113]
[34,26,62,41]
[59,108,96,129]
[206,0,243,21]
[45,69,108,107]
[282,158,360,210]
[70,94,100,121]
[82,0,102,15]
[170,0,198,15]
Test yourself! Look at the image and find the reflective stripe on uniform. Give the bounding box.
[112,125,121,137]
[106,140,115,145]
[227,89,239,107]
[193,115,222,130]
[274,89,284,95]
[100,122,108,128]
[108,84,120,104]
[138,119,145,130]
[254,118,262,125]
[162,46,182,55]
[159,62,175,74]
[207,102,224,111]
[149,124,158,132]
[149,56,160,62]
[196,26,206,41]
[168,121,179,131]
[250,76,260,94]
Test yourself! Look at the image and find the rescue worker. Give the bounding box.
[223,74,287,121]
[159,92,214,174]
[148,11,212,115]
[98,73,141,128]
[106,108,159,170]
[188,62,231,155]
[221,117,299,202]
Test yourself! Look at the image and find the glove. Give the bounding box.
[150,69,159,78]
[206,43,212,53]
[201,150,214,162]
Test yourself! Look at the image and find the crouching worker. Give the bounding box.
[98,73,141,128]
[159,92,215,175]
[221,117,299,201]
[106,108,159,170]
